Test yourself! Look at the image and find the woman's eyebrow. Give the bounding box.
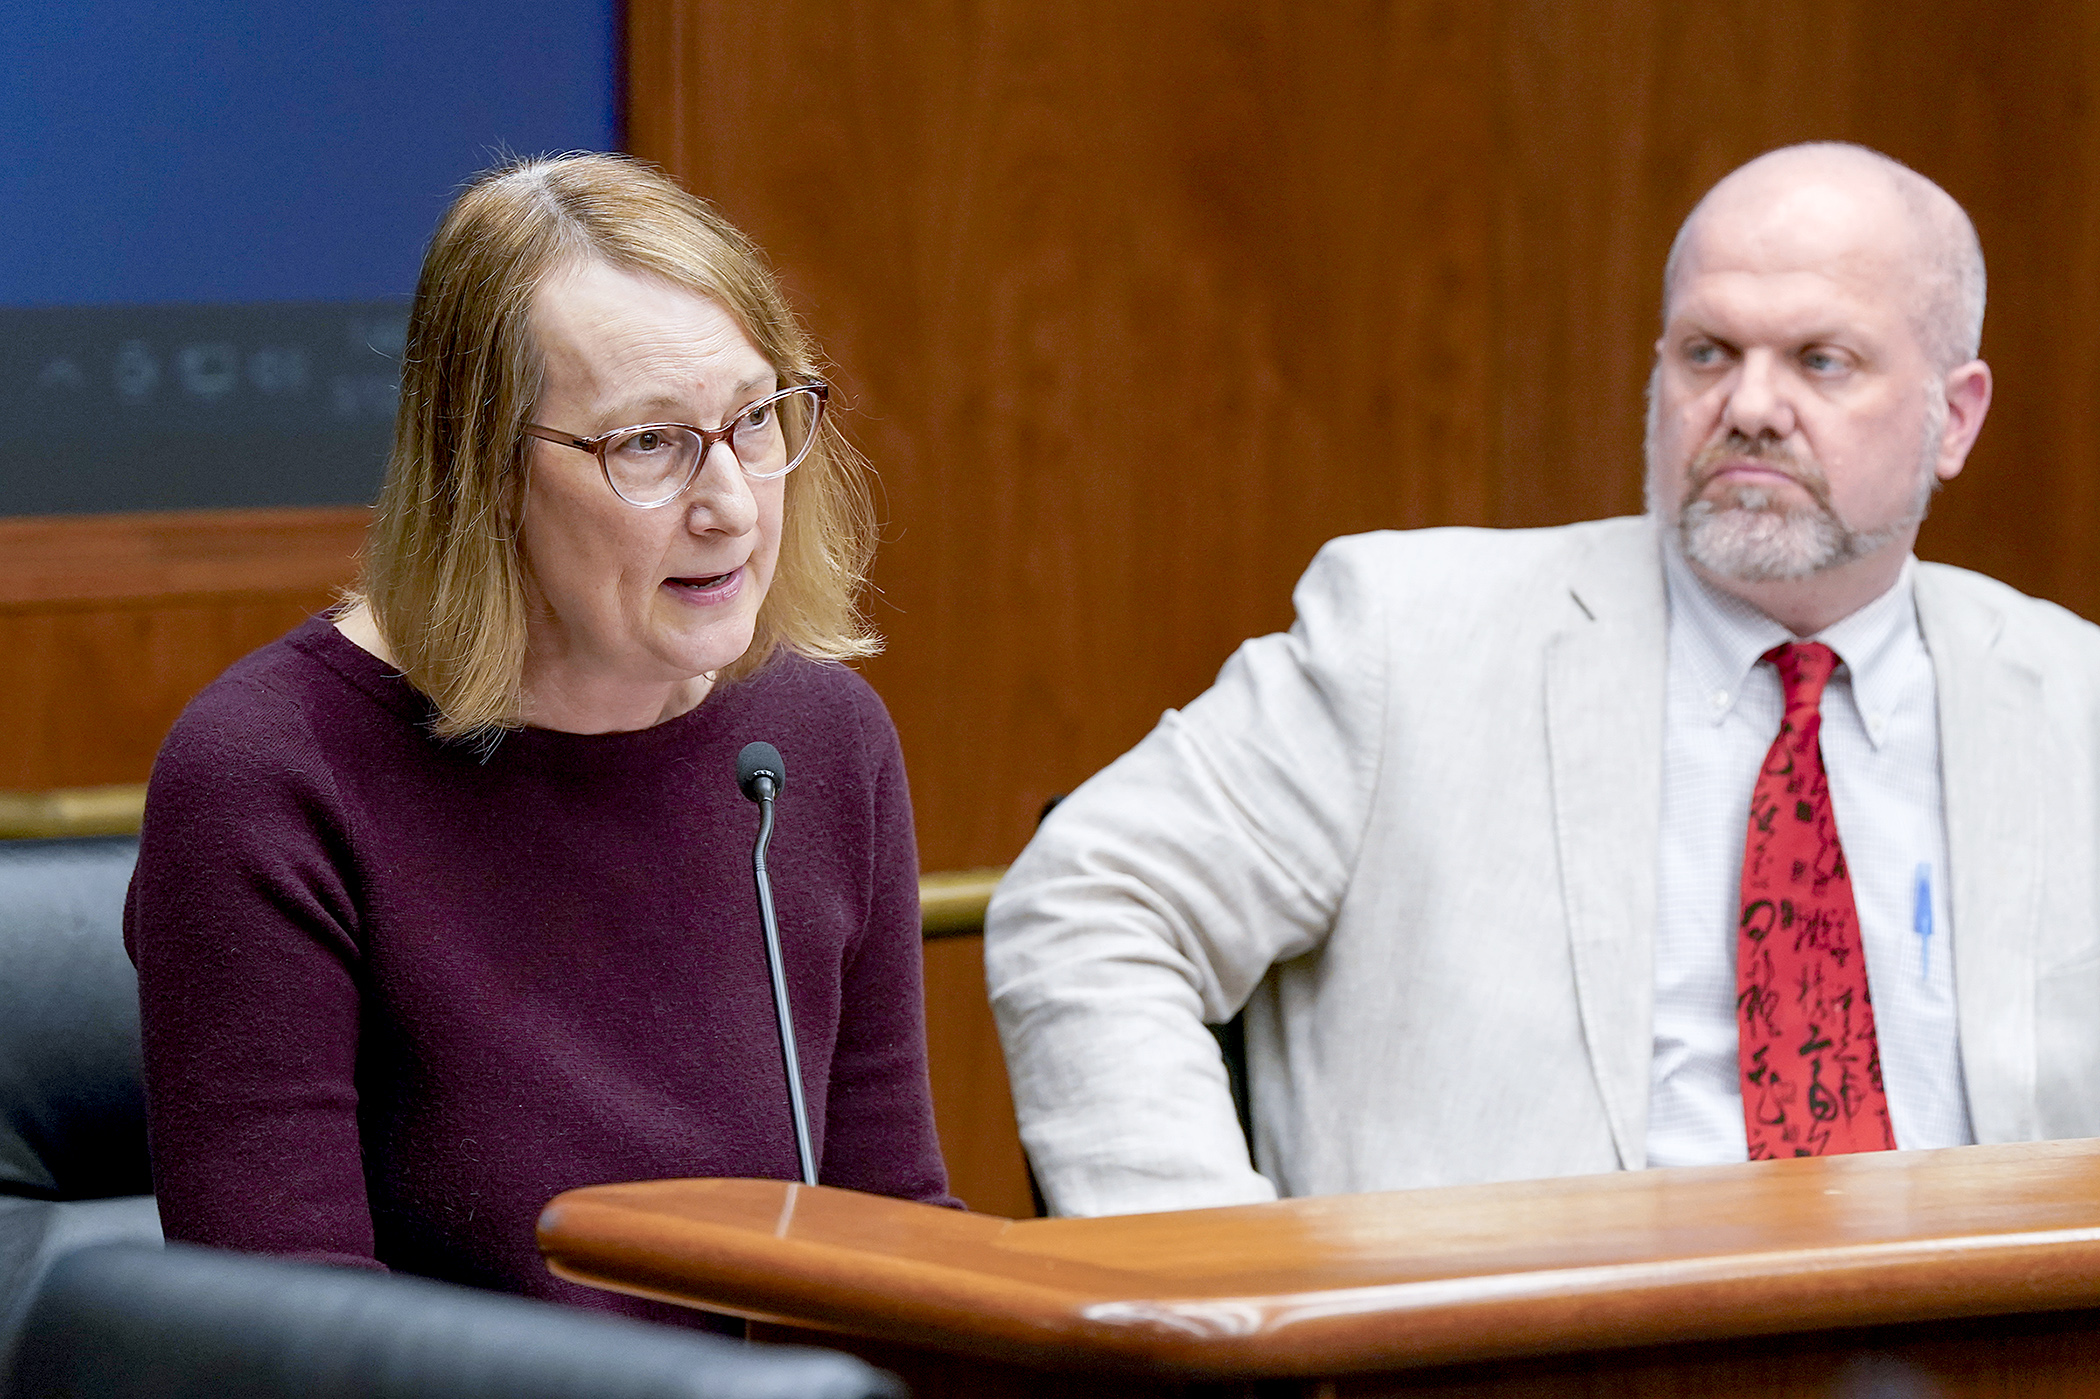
[596,375,778,422]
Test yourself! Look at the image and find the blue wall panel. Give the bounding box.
[0,0,618,512]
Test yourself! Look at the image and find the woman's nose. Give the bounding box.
[683,439,760,535]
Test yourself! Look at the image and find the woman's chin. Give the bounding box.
[655,616,760,681]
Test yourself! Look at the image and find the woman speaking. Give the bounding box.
[124,154,951,1322]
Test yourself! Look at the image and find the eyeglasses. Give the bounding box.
[523,382,829,508]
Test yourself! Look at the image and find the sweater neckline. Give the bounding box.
[284,614,753,768]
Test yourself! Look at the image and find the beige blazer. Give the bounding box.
[985,516,2100,1218]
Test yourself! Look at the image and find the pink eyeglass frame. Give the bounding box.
[522,381,830,507]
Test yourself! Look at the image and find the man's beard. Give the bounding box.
[1644,384,1944,583]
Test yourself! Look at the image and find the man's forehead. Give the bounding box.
[1685,178,1910,274]
[1668,266,1878,341]
[1668,174,1920,325]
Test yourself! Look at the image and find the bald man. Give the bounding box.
[987,144,2100,1218]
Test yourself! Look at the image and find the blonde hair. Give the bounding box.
[354,152,879,741]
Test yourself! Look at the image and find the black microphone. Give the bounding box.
[736,741,783,803]
[735,741,816,1186]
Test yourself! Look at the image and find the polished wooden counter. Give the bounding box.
[541,1138,2100,1392]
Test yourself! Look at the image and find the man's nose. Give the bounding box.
[1719,349,1798,442]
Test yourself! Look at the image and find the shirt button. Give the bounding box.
[1710,689,1730,710]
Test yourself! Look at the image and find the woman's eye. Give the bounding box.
[623,431,667,454]
[741,403,773,429]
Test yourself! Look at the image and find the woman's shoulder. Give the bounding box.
[139,622,349,852]
[715,653,899,772]
[733,653,892,725]
[158,616,417,784]
[167,619,328,745]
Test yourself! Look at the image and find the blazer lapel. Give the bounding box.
[1544,520,1669,1169]
[1917,567,2043,1143]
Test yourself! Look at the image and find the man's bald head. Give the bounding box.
[1662,143,1986,371]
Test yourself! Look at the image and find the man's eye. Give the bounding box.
[1685,342,1721,366]
[1802,350,1842,374]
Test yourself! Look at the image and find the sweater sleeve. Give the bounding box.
[813,683,956,1207]
[123,676,383,1269]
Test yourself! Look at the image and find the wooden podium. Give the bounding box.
[538,1138,2100,1397]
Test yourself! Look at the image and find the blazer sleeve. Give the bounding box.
[984,536,1392,1216]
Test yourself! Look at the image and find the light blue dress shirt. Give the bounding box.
[1648,544,1974,1166]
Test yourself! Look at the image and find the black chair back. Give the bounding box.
[0,836,149,1202]
[7,1243,904,1399]
[0,835,162,1372]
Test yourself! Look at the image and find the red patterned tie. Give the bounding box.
[1736,642,1894,1158]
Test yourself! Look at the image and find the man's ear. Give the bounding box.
[1934,359,1993,483]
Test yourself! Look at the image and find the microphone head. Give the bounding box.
[736,741,785,802]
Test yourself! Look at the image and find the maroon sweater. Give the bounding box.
[125,617,951,1323]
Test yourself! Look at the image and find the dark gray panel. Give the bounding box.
[0,303,407,514]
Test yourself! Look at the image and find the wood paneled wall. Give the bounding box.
[628,0,2100,875]
[9,0,2100,1223]
[0,510,365,789]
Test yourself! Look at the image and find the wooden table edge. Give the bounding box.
[538,1183,2100,1379]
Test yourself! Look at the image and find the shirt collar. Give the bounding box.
[1661,535,1921,746]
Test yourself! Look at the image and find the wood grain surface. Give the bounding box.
[0,507,367,607]
[0,508,364,789]
[921,933,1032,1218]
[754,1309,2100,1398]
[627,0,2100,879]
[540,1137,2100,1380]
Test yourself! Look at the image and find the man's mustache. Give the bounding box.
[1682,434,1840,518]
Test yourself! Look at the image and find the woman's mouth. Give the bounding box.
[662,567,744,604]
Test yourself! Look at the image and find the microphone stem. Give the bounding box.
[752,789,818,1186]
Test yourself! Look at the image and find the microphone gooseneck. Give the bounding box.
[736,741,816,1187]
